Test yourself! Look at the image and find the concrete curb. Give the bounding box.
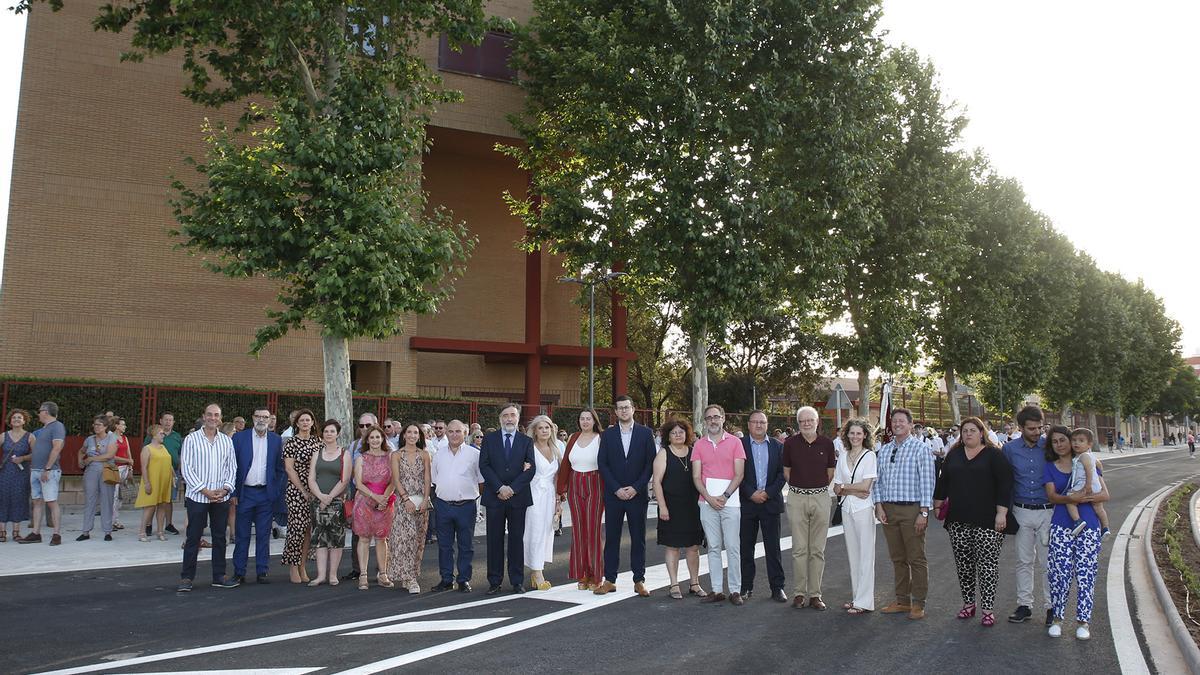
[1191,487,1200,554]
[1145,483,1200,674]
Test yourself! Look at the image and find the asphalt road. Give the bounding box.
[3,448,1195,675]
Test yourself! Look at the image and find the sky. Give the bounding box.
[0,2,1197,354]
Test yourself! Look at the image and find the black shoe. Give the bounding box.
[1045,608,1054,625]
[486,585,503,595]
[771,589,788,603]
[230,575,247,586]
[342,572,360,581]
[743,589,753,599]
[432,581,454,592]
[458,581,472,593]
[165,524,180,535]
[554,528,563,537]
[512,584,526,594]
[103,534,113,541]
[212,576,241,589]
[145,525,152,536]
[272,527,281,539]
[257,575,270,584]
[176,580,193,593]
[1008,605,1032,623]
[76,533,90,541]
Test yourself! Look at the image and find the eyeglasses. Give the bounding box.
[252,415,270,420]
[703,415,723,421]
[358,424,372,428]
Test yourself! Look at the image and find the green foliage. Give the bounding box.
[1150,362,1200,419]
[386,399,472,426]
[156,389,270,431]
[6,383,143,435]
[1160,483,1200,601]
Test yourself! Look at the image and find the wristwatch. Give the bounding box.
[918,510,929,518]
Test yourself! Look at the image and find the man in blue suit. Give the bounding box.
[594,395,655,597]
[479,403,535,594]
[230,408,285,584]
[739,410,788,602]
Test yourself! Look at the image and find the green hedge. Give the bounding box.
[386,399,472,426]
[155,389,270,431]
[6,382,144,435]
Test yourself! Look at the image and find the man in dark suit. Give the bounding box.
[739,410,787,602]
[230,408,285,584]
[594,395,655,597]
[478,403,535,594]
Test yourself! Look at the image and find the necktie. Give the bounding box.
[504,433,513,462]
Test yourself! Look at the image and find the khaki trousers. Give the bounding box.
[880,503,928,607]
[786,491,831,598]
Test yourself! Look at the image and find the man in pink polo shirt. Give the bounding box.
[691,403,747,605]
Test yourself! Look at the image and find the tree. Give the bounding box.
[1150,362,1200,421]
[708,304,829,408]
[17,1,490,441]
[825,46,968,417]
[505,0,886,424]
[1115,278,1181,446]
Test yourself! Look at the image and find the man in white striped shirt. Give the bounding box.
[178,403,239,593]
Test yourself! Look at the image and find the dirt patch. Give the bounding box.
[1151,482,1200,649]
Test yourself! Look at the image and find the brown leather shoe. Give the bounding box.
[908,606,925,620]
[729,592,744,606]
[633,582,650,597]
[701,592,726,604]
[792,594,806,608]
[810,597,828,611]
[880,602,912,614]
[49,533,62,546]
[592,580,617,595]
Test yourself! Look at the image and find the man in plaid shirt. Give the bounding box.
[871,407,936,620]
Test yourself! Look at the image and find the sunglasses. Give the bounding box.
[358,424,372,428]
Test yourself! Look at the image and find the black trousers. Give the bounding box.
[181,497,230,582]
[486,501,527,588]
[740,507,784,593]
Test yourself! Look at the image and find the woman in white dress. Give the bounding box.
[523,415,561,591]
[831,418,878,614]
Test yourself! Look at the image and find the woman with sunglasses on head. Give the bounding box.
[933,416,1014,627]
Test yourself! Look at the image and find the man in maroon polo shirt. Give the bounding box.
[782,406,837,610]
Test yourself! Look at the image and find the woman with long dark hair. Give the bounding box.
[282,408,320,583]
[556,408,604,590]
[933,416,1013,627]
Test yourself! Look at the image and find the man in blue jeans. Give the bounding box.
[430,421,484,592]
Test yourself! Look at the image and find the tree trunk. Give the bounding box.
[322,334,354,446]
[690,327,708,426]
[1086,410,1098,442]
[857,369,871,418]
[1060,405,1071,427]
[944,368,961,424]
[1132,415,1144,448]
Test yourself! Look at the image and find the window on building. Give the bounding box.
[438,31,515,82]
[350,360,391,394]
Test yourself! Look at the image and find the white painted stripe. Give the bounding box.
[1107,484,1170,675]
[342,618,509,635]
[109,670,320,675]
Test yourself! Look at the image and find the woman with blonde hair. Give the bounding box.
[135,424,174,541]
[523,415,561,590]
[832,418,878,614]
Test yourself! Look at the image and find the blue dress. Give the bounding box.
[0,431,33,522]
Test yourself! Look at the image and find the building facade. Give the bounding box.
[0,1,633,408]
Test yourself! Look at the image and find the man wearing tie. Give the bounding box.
[230,408,285,585]
[594,395,655,597]
[479,403,535,594]
[739,410,787,602]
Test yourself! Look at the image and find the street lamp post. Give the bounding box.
[559,271,625,411]
[997,361,1021,419]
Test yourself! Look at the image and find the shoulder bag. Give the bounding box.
[831,450,871,527]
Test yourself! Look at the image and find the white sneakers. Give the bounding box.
[1048,623,1090,640]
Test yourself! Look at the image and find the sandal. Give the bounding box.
[689,582,708,598]
[669,584,683,600]
[843,602,854,610]
[307,579,324,587]
[157,533,167,541]
[981,612,995,627]
[138,534,149,542]
[358,578,369,590]
[0,532,7,542]
[846,607,870,615]
[330,578,340,587]
[957,604,976,619]
[377,573,395,589]
[200,539,212,549]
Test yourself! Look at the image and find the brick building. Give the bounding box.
[0,1,634,409]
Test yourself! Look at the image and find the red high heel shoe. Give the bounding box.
[981,612,995,627]
[956,604,977,619]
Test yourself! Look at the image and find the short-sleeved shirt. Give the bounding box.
[1044,461,1099,530]
[32,420,67,470]
[431,444,484,502]
[691,433,746,499]
[833,450,878,514]
[147,431,184,471]
[782,434,837,488]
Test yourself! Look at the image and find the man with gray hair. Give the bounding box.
[18,401,66,545]
[781,405,836,610]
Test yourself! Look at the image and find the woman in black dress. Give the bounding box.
[652,418,706,600]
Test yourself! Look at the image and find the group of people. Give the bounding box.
[0,396,1127,641]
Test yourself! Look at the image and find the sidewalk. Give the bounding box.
[1093,443,1184,459]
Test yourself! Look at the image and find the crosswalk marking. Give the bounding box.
[343,618,509,634]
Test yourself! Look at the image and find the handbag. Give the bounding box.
[832,450,872,527]
[936,498,951,521]
[102,463,121,485]
[343,499,354,524]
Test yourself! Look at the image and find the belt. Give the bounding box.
[1014,502,1053,510]
[883,501,917,506]
[439,498,473,506]
[789,486,828,495]
[244,484,265,489]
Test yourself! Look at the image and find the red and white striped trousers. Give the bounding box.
[567,470,605,582]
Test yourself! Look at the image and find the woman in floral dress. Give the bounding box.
[282,409,321,583]
[387,423,431,593]
[353,425,396,590]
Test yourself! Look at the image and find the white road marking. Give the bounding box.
[342,618,509,634]
[109,670,320,675]
[1106,484,1171,675]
